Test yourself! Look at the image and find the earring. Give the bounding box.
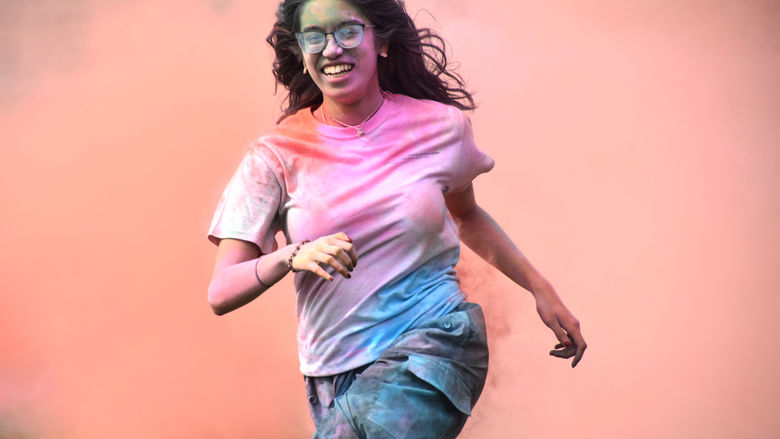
[303,64,308,75]
[379,51,388,58]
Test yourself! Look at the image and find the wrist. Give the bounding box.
[278,244,297,272]
[286,239,311,273]
[528,276,554,298]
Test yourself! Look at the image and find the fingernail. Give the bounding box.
[346,273,351,279]
[564,340,571,347]
[328,276,333,281]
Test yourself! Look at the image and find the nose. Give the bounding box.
[321,34,343,58]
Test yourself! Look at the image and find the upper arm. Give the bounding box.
[444,182,479,220]
[211,238,262,279]
[207,147,284,256]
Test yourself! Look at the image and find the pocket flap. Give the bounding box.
[407,353,473,415]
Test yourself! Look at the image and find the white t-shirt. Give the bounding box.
[208,93,494,376]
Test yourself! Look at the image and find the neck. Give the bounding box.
[320,88,384,126]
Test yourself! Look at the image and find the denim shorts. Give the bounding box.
[304,301,489,439]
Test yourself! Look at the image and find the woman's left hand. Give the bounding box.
[533,286,587,368]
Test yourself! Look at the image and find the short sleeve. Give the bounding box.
[207,145,284,254]
[448,111,495,194]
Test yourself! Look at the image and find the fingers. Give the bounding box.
[570,331,587,368]
[331,246,354,271]
[549,325,587,367]
[303,260,335,282]
[532,286,588,368]
[571,347,585,368]
[346,245,358,267]
[334,231,351,243]
[291,232,359,281]
[549,344,576,359]
[326,233,358,272]
[550,324,571,349]
[562,318,587,368]
[315,252,351,279]
[327,232,358,267]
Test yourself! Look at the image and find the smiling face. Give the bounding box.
[298,0,384,110]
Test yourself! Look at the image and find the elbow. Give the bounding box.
[207,284,230,316]
[210,303,228,316]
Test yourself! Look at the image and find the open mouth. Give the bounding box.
[321,64,354,78]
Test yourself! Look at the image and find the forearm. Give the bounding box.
[207,243,296,315]
[453,206,552,296]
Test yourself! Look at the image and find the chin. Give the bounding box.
[321,87,363,106]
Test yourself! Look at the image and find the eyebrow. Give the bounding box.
[300,19,364,32]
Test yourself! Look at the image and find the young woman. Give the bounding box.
[207,0,586,437]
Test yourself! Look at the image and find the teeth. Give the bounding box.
[322,64,353,75]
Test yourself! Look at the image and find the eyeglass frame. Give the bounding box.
[295,23,375,54]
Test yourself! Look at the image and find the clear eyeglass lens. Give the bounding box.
[303,33,325,47]
[298,24,364,53]
[335,25,362,47]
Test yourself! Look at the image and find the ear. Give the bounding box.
[379,42,389,58]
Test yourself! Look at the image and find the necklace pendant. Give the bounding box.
[356,127,364,136]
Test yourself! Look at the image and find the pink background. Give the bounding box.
[1,0,778,437]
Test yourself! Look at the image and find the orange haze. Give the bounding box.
[1,0,778,437]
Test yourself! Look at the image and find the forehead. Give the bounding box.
[299,0,368,29]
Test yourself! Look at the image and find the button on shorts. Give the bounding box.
[304,301,489,438]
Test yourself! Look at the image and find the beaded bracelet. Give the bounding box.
[288,239,311,273]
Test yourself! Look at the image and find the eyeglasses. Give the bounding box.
[296,23,372,54]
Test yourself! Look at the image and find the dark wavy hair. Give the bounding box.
[266,0,475,121]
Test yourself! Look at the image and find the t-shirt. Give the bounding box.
[208,93,494,376]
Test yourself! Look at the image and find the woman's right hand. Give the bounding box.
[289,232,358,281]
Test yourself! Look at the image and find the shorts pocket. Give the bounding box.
[407,353,473,415]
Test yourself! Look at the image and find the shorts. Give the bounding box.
[304,301,489,439]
